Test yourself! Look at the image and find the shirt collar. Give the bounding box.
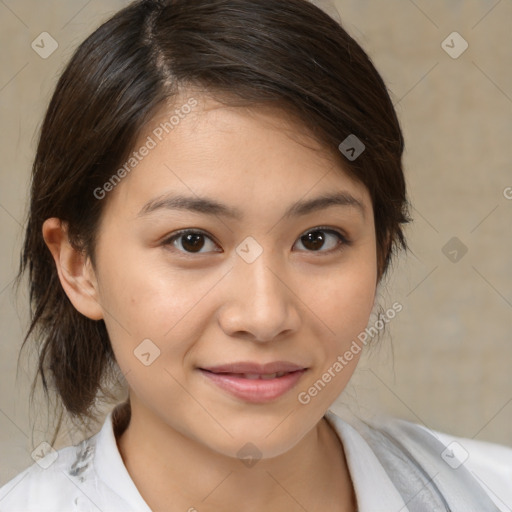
[93,404,152,511]
[325,408,409,512]
[93,403,408,512]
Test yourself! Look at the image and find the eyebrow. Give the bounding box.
[137,191,365,220]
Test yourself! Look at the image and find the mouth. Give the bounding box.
[198,362,308,403]
[202,370,294,380]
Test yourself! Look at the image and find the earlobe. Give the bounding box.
[42,218,104,321]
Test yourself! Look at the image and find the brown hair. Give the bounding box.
[17,0,410,441]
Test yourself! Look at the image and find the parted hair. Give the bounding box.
[17,0,410,441]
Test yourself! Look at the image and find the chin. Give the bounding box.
[190,412,318,461]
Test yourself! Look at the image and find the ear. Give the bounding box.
[42,218,104,320]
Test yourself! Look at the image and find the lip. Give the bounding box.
[198,361,308,404]
[200,361,306,374]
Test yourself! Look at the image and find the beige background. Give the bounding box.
[1,0,511,485]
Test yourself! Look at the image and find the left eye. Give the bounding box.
[163,228,348,255]
[293,228,347,253]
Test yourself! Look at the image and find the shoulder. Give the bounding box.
[0,405,145,512]
[379,415,512,511]
[0,437,99,512]
[326,408,512,511]
[428,427,512,511]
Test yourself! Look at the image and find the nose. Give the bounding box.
[217,252,301,343]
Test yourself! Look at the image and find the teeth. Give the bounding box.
[241,372,286,379]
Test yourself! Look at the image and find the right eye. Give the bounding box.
[162,229,222,256]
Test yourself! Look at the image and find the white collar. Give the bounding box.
[91,405,409,512]
[93,407,152,511]
[324,409,409,512]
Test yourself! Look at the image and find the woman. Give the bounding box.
[1,0,511,510]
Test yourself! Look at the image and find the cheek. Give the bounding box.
[316,251,377,342]
[95,244,225,368]
[304,247,377,399]
[297,262,376,408]
[96,241,183,331]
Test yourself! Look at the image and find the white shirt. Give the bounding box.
[1,406,511,512]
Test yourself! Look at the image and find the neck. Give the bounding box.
[116,396,356,512]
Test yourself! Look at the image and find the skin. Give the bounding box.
[43,91,379,512]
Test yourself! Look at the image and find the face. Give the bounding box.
[88,93,378,459]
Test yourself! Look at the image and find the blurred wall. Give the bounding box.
[1,0,511,485]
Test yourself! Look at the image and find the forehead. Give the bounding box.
[99,92,371,221]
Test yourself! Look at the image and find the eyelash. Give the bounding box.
[162,226,350,258]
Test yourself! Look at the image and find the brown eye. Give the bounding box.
[163,227,348,257]
[163,230,220,255]
[294,228,348,253]
[181,233,206,252]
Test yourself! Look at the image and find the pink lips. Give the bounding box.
[199,361,307,403]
